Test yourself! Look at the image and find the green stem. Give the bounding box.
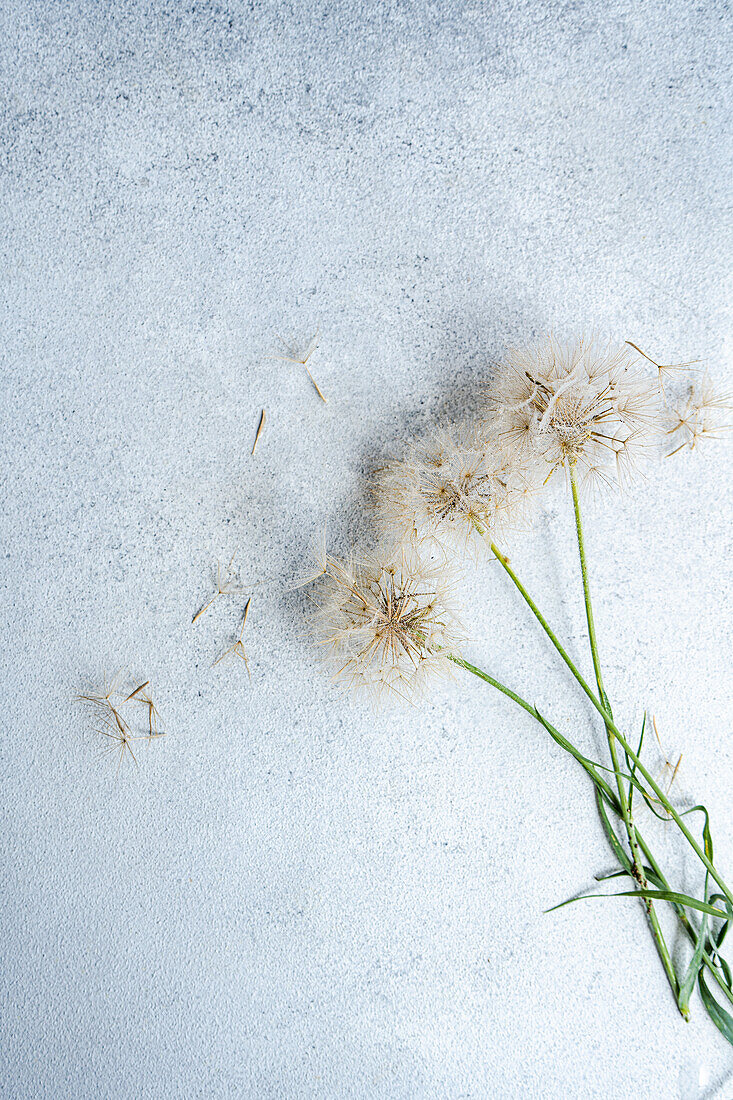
[447,654,617,807]
[634,826,733,1008]
[451,652,733,1016]
[486,539,732,908]
[448,650,732,1020]
[447,654,536,717]
[449,654,680,1008]
[488,542,596,699]
[567,464,648,890]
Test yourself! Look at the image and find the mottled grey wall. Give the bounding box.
[1,1,732,1097]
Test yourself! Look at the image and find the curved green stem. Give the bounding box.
[485,538,732,908]
[447,654,535,716]
[447,654,618,808]
[449,653,680,1008]
[487,541,602,713]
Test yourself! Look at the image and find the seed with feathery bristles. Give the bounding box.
[312,546,463,702]
[377,426,529,553]
[666,373,733,456]
[484,336,663,488]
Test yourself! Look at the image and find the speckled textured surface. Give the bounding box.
[1,1,732,1097]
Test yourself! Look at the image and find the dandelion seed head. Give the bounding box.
[376,426,529,554]
[312,545,463,702]
[484,336,663,489]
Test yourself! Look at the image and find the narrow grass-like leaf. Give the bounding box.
[682,804,714,862]
[595,868,653,883]
[642,873,733,1008]
[678,877,709,1017]
[625,712,646,815]
[707,894,733,985]
[644,868,690,919]
[594,788,629,868]
[641,791,675,822]
[532,707,620,810]
[699,972,733,1046]
[546,889,729,919]
[716,956,733,988]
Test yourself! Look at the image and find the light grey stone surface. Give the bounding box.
[1,1,732,1097]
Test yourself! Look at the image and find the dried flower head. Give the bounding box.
[666,373,733,455]
[485,336,663,488]
[376,426,530,554]
[312,545,463,702]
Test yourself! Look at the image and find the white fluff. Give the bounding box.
[312,544,463,703]
[483,336,663,489]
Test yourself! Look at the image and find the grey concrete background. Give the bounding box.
[1,1,732,1097]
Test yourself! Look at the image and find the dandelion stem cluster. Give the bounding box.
[306,333,733,1044]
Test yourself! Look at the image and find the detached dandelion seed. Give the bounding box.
[271,332,327,403]
[624,341,700,398]
[284,524,330,590]
[251,409,266,455]
[78,674,166,769]
[77,673,126,730]
[666,373,733,455]
[78,680,140,774]
[213,597,252,675]
[192,553,245,623]
[643,717,684,819]
[665,753,683,794]
[124,680,150,702]
[128,683,165,746]
[99,710,139,775]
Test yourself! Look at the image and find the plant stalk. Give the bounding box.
[566,464,649,888]
[485,539,732,907]
[633,826,733,1008]
[448,653,680,1007]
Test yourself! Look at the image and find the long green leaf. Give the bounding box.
[678,877,709,1016]
[707,894,733,985]
[546,889,729,919]
[716,956,733,988]
[625,712,646,815]
[532,707,621,811]
[640,790,675,823]
[699,972,733,1046]
[682,804,714,862]
[594,788,630,871]
[595,868,652,883]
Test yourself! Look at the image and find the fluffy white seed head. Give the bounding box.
[484,336,663,488]
[376,426,530,554]
[312,545,463,702]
